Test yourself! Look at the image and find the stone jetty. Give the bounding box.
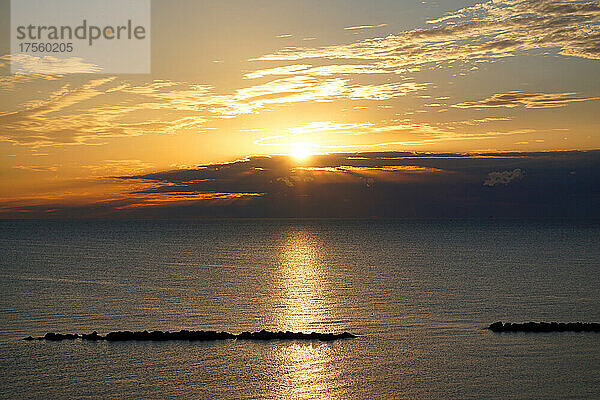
[488,321,600,333]
[23,329,356,342]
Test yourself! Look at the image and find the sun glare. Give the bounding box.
[290,142,313,161]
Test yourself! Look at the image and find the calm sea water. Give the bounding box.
[0,219,599,399]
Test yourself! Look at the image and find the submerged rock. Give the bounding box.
[488,321,600,333]
[24,329,357,342]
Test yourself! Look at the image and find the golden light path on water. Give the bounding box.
[271,228,342,400]
[277,229,325,331]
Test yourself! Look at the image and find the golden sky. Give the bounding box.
[0,0,599,217]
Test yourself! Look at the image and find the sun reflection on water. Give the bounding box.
[270,228,344,400]
[273,342,340,400]
[276,229,327,332]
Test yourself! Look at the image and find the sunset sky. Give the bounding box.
[1,0,599,218]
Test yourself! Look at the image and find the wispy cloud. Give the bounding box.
[0,71,62,91]
[453,92,599,109]
[8,54,101,74]
[13,165,59,172]
[82,160,156,177]
[206,76,427,116]
[426,14,464,24]
[347,82,426,100]
[344,23,387,30]
[0,77,210,147]
[3,2,598,149]
[0,70,429,147]
[253,119,535,151]
[243,65,313,79]
[244,64,415,79]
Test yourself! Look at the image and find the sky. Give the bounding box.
[0,0,599,218]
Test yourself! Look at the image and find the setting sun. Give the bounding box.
[290,142,313,161]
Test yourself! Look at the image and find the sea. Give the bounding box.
[0,219,599,399]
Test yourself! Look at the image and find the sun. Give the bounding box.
[290,142,313,161]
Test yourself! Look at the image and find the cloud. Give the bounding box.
[0,72,62,91]
[243,64,409,79]
[344,23,388,30]
[252,120,450,150]
[0,188,262,216]
[446,117,514,126]
[252,0,600,68]
[82,160,156,177]
[116,150,593,194]
[0,69,430,147]
[3,0,598,150]
[243,65,313,79]
[483,168,524,186]
[0,77,211,146]
[113,153,460,205]
[13,165,59,172]
[427,14,465,24]
[3,150,598,218]
[454,92,599,109]
[8,54,102,74]
[112,192,263,210]
[206,76,348,115]
[347,82,426,99]
[205,76,427,116]
[252,119,537,151]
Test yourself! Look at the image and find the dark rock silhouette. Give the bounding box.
[81,331,101,340]
[43,332,79,341]
[488,321,600,333]
[24,329,356,342]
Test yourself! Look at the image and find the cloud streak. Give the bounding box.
[252,119,537,151]
[453,91,599,108]
[344,23,388,30]
[8,54,102,74]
